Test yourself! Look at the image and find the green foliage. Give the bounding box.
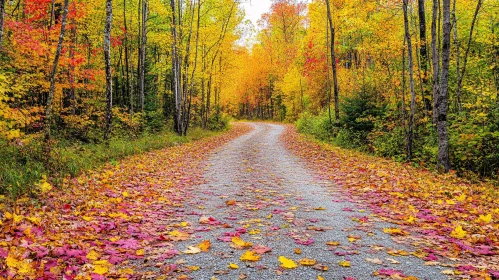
[340,90,386,133]
[296,112,335,141]
[206,113,231,131]
[0,128,220,199]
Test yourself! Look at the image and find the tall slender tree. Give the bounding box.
[325,0,339,122]
[104,0,113,141]
[431,0,440,124]
[44,0,70,153]
[0,0,5,50]
[403,0,416,160]
[417,0,429,105]
[436,0,451,172]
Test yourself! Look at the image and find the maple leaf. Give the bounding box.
[476,214,492,224]
[383,227,410,236]
[86,250,100,261]
[338,260,351,267]
[183,246,202,254]
[198,240,211,252]
[299,258,317,266]
[228,263,239,269]
[365,258,383,265]
[93,260,112,275]
[251,245,271,254]
[240,250,261,261]
[279,256,297,269]
[232,237,253,249]
[450,225,467,239]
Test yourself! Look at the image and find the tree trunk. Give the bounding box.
[403,0,416,161]
[123,0,133,118]
[436,0,451,172]
[452,0,461,111]
[0,0,5,50]
[139,0,147,112]
[325,0,340,122]
[104,0,113,141]
[418,0,429,90]
[170,0,183,135]
[431,0,440,124]
[455,0,482,112]
[69,18,76,115]
[43,0,70,155]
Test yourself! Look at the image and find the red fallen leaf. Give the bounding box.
[63,204,71,210]
[295,238,314,245]
[251,245,271,254]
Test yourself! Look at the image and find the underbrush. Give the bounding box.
[0,127,222,200]
[296,92,499,182]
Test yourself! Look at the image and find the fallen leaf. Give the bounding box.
[240,250,261,261]
[228,263,239,269]
[299,258,317,266]
[279,256,297,269]
[338,260,351,267]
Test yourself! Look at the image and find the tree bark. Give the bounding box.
[436,0,451,172]
[403,0,416,161]
[0,0,5,50]
[69,17,76,115]
[431,0,440,124]
[418,0,428,86]
[139,0,148,112]
[43,0,70,152]
[104,0,113,141]
[123,0,133,118]
[170,0,183,134]
[455,0,482,112]
[325,0,340,122]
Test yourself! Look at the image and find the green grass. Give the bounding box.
[0,127,222,200]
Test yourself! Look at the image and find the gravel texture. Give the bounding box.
[170,123,448,280]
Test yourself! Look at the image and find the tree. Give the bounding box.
[0,0,5,50]
[436,0,451,172]
[325,0,339,122]
[403,0,416,161]
[104,0,113,141]
[44,0,70,153]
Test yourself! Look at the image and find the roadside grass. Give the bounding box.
[0,127,223,201]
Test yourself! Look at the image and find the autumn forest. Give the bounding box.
[1,0,499,278]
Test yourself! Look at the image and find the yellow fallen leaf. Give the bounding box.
[383,227,409,236]
[228,263,239,269]
[180,221,189,227]
[318,276,325,280]
[476,214,492,224]
[122,191,130,197]
[232,237,252,248]
[446,199,456,205]
[450,225,467,239]
[136,249,145,256]
[86,250,100,261]
[326,241,340,246]
[188,266,200,271]
[406,215,415,224]
[93,260,111,275]
[38,181,53,193]
[456,193,466,202]
[240,250,261,261]
[338,260,351,267]
[198,240,211,252]
[294,248,301,254]
[299,258,317,266]
[82,216,93,221]
[279,256,297,269]
[314,207,326,210]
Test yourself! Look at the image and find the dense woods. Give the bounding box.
[225,0,498,179]
[0,0,498,197]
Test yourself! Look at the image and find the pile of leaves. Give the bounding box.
[283,125,499,278]
[0,123,252,279]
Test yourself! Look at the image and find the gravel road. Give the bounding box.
[172,123,447,280]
